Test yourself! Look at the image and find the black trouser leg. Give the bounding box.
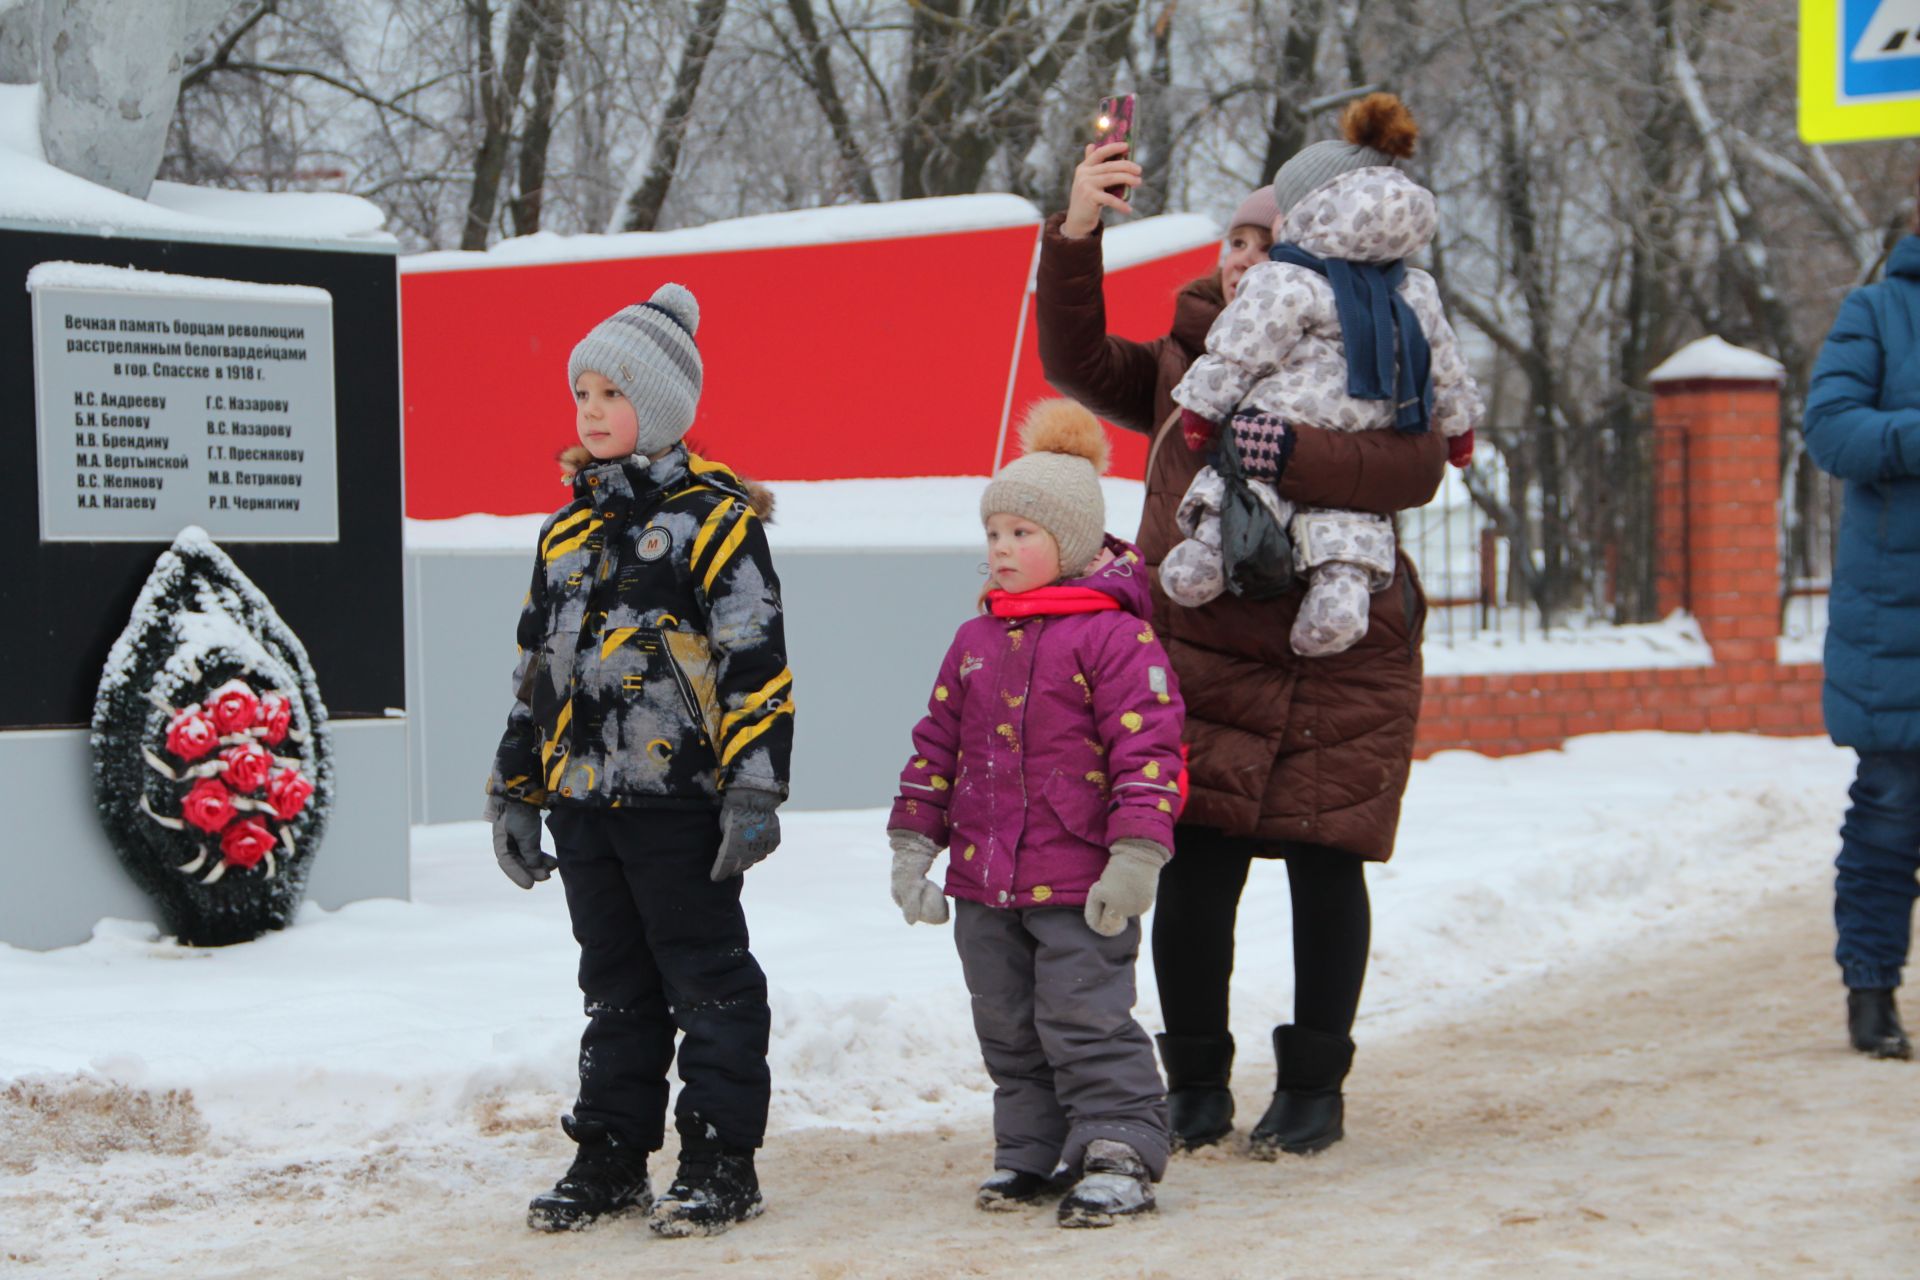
[1285,843,1370,1037]
[551,808,772,1152]
[550,808,678,1150]
[1151,824,1254,1037]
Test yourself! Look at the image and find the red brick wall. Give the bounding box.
[1416,664,1825,759]
[1415,370,1827,759]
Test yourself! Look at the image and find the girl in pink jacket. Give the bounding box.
[887,399,1186,1228]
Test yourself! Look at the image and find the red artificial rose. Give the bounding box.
[181,778,236,833]
[165,706,219,762]
[267,769,315,822]
[221,743,273,793]
[257,693,292,746]
[210,681,261,736]
[220,817,276,869]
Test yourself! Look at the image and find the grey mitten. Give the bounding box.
[713,788,782,881]
[484,793,556,890]
[888,830,950,926]
[1084,838,1171,936]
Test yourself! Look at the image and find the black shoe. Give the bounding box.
[1848,988,1914,1060]
[976,1168,1065,1212]
[1157,1032,1236,1151]
[526,1115,652,1232]
[648,1146,765,1237]
[1057,1140,1156,1228]
[1248,1025,1353,1160]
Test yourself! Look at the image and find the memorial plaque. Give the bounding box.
[29,262,339,542]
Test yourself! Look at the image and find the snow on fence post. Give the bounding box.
[1647,336,1787,664]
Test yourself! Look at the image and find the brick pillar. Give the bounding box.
[1648,337,1785,663]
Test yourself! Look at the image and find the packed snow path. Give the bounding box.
[5,735,1915,1275]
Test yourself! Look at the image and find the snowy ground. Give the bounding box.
[3,732,1902,1277]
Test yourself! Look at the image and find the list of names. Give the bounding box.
[31,263,339,542]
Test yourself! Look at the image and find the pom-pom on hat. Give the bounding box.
[567,282,703,457]
[980,399,1111,578]
[1270,93,1419,219]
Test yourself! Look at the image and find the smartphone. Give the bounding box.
[1095,94,1137,201]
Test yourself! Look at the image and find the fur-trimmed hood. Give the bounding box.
[556,443,775,522]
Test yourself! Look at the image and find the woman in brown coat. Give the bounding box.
[1038,141,1447,1157]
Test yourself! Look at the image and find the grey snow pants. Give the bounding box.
[953,898,1170,1180]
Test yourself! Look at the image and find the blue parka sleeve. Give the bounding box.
[1804,289,1920,482]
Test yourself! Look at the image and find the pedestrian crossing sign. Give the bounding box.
[1802,0,1920,142]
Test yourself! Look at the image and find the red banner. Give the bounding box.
[400,210,1221,517]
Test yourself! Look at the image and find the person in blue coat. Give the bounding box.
[1801,229,1920,1060]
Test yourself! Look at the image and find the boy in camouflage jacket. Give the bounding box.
[483,284,793,1238]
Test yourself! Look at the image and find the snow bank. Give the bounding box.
[404,476,1151,553]
[0,83,389,245]
[1422,613,1715,676]
[0,733,1851,1163]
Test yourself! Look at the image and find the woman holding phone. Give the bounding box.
[1035,136,1446,1158]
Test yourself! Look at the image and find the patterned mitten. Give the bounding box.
[1161,529,1228,607]
[1229,409,1293,482]
[1290,562,1374,657]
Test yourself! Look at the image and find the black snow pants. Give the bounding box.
[547,807,772,1151]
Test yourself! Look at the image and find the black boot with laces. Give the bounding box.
[526,1115,651,1232]
[648,1143,765,1237]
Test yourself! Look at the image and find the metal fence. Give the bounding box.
[1401,423,1616,648]
[1402,422,1842,656]
[1781,452,1840,662]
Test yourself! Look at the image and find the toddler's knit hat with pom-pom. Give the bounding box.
[1270,93,1420,218]
[568,282,703,456]
[980,399,1111,578]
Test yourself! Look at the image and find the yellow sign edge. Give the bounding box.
[1801,0,1920,144]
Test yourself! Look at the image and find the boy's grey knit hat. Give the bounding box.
[568,283,703,456]
[1270,140,1399,219]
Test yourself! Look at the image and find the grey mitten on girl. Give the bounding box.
[888,829,950,925]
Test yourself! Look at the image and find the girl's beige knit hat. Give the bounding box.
[980,399,1111,577]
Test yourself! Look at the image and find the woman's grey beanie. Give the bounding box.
[568,283,703,456]
[1271,140,1399,219]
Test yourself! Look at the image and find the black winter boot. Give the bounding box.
[1156,1032,1236,1151]
[1848,988,1914,1060]
[648,1144,765,1237]
[1248,1025,1353,1159]
[976,1168,1066,1211]
[526,1115,652,1231]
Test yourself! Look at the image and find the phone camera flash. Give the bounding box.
[1097,115,1111,130]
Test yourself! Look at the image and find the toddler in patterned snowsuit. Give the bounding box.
[1167,95,1482,655]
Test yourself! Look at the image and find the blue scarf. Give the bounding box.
[1269,243,1432,434]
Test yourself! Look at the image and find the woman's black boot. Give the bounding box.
[1248,1025,1353,1159]
[1848,988,1914,1060]
[1156,1033,1236,1151]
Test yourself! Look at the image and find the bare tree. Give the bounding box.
[622,0,729,231]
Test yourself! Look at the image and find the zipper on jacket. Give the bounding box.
[639,626,710,746]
